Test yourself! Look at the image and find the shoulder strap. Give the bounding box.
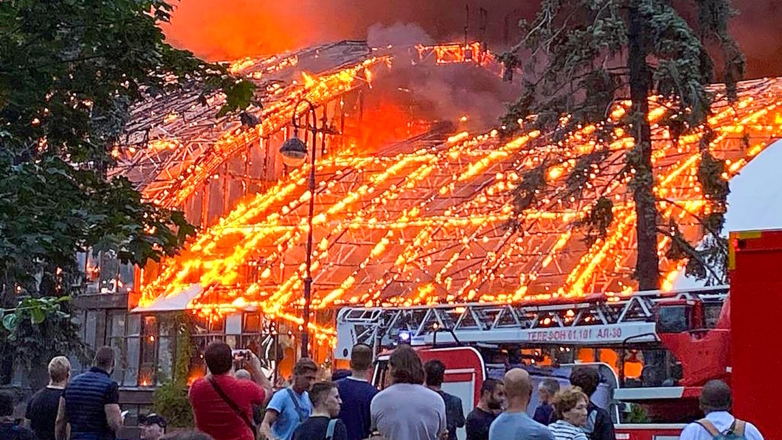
[731,420,746,437]
[285,388,306,423]
[696,419,722,439]
[208,377,257,437]
[326,419,338,440]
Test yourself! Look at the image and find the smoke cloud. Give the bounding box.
[162,0,782,78]
[730,0,782,79]
[367,23,436,48]
[162,0,537,61]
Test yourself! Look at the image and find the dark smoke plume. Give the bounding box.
[162,0,782,79]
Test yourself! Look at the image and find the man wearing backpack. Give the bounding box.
[292,382,348,440]
[261,358,319,440]
[679,380,764,440]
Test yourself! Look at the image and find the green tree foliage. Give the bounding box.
[153,312,194,427]
[504,0,743,290]
[0,0,254,380]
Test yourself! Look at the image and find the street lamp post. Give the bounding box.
[279,98,337,359]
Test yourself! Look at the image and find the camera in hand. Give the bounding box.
[232,349,251,360]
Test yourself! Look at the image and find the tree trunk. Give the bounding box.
[628,0,660,291]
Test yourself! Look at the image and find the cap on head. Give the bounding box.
[140,413,167,428]
[700,380,732,412]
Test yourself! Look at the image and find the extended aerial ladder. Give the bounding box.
[334,286,728,359]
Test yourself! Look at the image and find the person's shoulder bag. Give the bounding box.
[285,387,308,423]
[208,376,258,438]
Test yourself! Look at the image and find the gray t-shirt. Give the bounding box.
[370,383,446,440]
[489,412,555,440]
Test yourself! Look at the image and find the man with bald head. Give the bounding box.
[679,380,764,440]
[489,369,554,440]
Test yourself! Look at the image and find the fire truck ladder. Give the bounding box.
[334,286,728,359]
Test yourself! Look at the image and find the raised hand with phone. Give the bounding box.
[232,349,272,394]
[190,342,275,440]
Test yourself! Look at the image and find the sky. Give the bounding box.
[162,0,782,79]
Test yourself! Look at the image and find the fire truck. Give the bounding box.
[334,229,782,440]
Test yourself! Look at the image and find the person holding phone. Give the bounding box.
[189,342,273,440]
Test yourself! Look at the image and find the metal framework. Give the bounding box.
[334,286,728,357]
[111,41,381,207]
[112,41,498,209]
[118,40,782,339]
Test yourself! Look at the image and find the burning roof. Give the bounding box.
[119,41,782,340]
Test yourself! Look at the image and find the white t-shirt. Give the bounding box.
[370,383,446,440]
[679,412,764,440]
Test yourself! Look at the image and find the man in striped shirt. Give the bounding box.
[56,347,123,440]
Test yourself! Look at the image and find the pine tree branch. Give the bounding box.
[657,227,725,282]
[657,197,725,240]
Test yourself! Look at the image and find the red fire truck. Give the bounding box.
[335,229,782,440]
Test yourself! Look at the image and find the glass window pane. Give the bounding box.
[72,311,84,340]
[143,316,158,335]
[124,337,140,386]
[69,355,84,376]
[111,345,125,384]
[141,316,158,364]
[192,316,208,334]
[159,317,171,336]
[127,315,141,336]
[119,263,134,294]
[139,366,155,387]
[110,312,126,338]
[157,337,173,385]
[244,313,262,332]
[85,311,98,349]
[141,335,156,364]
[210,317,225,333]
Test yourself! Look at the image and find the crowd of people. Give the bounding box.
[0,342,765,440]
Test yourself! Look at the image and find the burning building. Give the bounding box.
[68,40,782,405]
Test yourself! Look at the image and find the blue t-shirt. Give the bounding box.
[489,412,555,440]
[268,387,313,440]
[336,377,378,440]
